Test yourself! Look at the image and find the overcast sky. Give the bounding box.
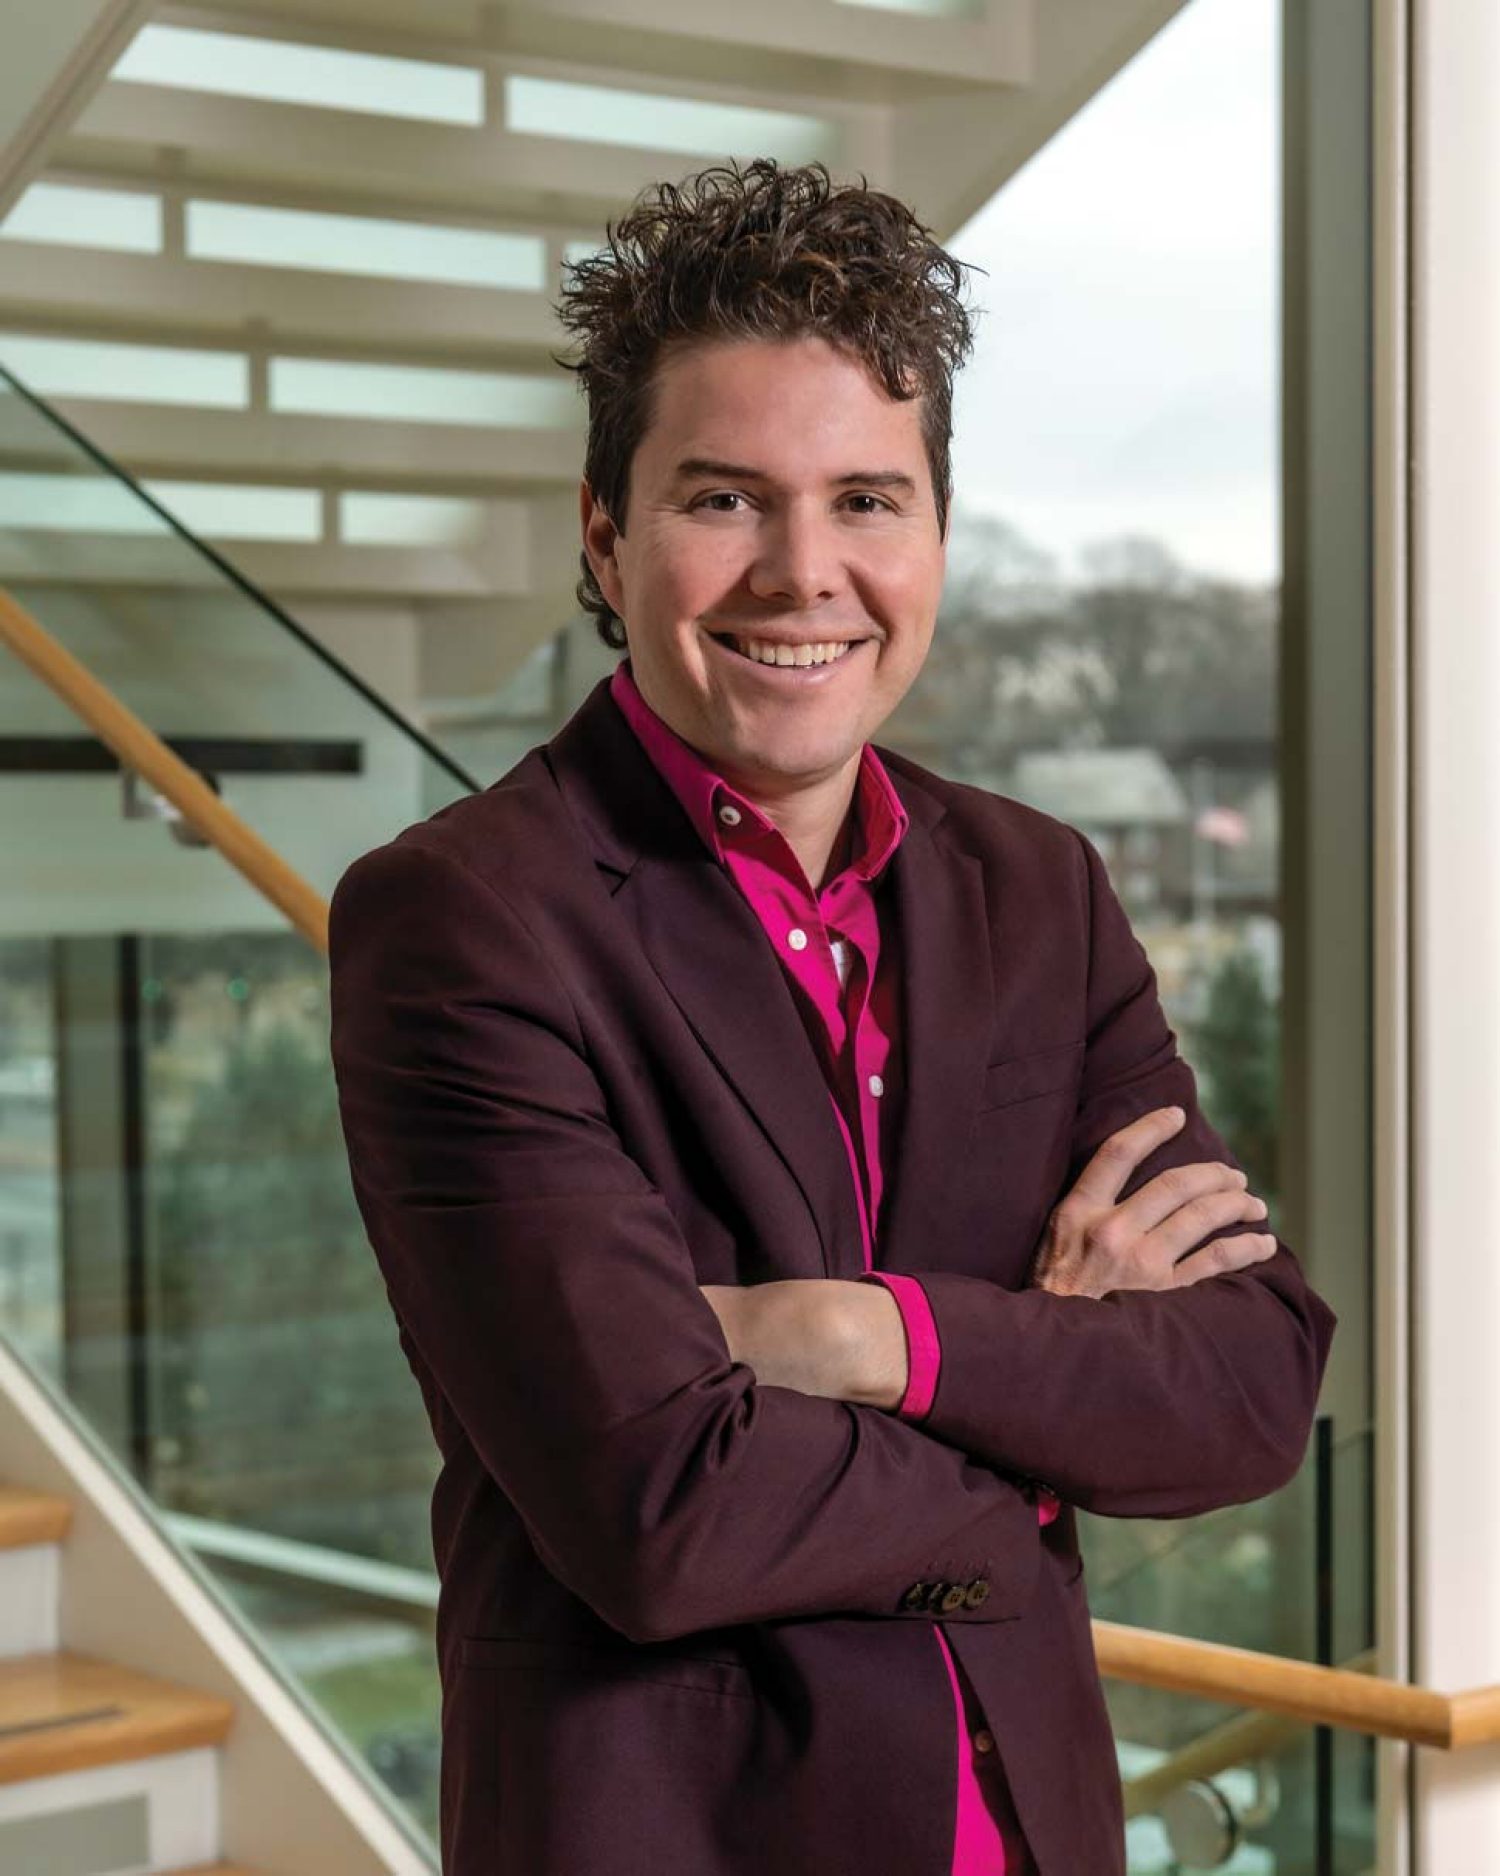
[947,0,1279,586]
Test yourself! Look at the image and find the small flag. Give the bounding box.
[1195,806,1250,846]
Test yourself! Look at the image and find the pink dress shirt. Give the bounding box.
[609,659,1054,1874]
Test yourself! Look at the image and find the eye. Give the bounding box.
[843,493,894,515]
[691,491,748,513]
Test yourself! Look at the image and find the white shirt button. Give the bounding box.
[787,928,808,952]
[868,1074,884,1098]
[973,1729,996,1756]
[717,802,742,828]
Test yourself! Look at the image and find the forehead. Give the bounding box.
[637,335,926,472]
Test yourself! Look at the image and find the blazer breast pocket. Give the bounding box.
[977,1039,1086,1114]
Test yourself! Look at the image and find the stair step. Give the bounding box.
[0,1489,71,1550]
[0,1652,234,1786]
[0,1495,65,1658]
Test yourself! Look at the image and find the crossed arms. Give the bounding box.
[328,829,1335,1645]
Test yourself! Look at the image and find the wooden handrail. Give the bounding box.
[1094,1620,1498,1751]
[0,588,329,952]
[1116,1650,1376,1818]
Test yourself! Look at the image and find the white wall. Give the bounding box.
[1410,0,1500,1863]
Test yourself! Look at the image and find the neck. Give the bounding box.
[723,755,862,891]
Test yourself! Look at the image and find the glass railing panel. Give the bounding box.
[0,934,61,1378]
[1091,1421,1377,1872]
[178,1543,440,1841]
[0,360,477,900]
[0,648,443,1845]
[1116,1684,1374,1874]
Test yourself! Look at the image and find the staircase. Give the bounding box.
[0,1331,433,1875]
[0,1487,256,1874]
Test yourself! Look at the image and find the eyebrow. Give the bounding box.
[670,457,919,496]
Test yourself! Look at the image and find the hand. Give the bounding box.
[699,1279,887,1403]
[1030,1105,1278,1299]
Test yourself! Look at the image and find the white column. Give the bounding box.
[1410,0,1500,1863]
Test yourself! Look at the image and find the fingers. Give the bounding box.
[1133,1176,1270,1263]
[1068,1105,1188,1209]
[1169,1231,1280,1288]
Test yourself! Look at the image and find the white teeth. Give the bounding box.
[729,637,854,668]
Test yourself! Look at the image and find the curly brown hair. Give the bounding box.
[553,158,976,649]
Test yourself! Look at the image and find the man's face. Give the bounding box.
[581,335,946,796]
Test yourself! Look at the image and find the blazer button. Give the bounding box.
[940,1584,968,1614]
[964,1579,991,1610]
[925,1581,953,1612]
[901,1582,930,1611]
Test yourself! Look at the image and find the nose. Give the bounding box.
[745,501,842,610]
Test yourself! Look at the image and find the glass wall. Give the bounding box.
[879,0,1375,1865]
[0,363,470,1839]
[0,0,1376,1863]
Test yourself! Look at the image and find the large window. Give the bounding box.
[879,2,1374,1866]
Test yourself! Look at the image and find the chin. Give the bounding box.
[742,739,857,784]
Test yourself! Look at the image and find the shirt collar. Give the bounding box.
[607,657,909,882]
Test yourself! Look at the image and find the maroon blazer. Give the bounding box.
[328,674,1336,1876]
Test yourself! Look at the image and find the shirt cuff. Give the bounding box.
[857,1271,940,1421]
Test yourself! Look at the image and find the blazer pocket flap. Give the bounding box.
[460,1633,753,1699]
[978,1039,1086,1112]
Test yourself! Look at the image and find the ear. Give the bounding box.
[580,480,627,622]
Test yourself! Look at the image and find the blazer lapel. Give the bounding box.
[877,762,996,1273]
[545,680,866,1278]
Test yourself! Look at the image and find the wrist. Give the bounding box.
[839,1281,909,1412]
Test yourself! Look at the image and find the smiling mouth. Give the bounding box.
[708,631,870,670]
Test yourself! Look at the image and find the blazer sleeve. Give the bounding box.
[328,837,1041,1644]
[890,828,1338,1520]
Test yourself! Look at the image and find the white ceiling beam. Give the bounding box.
[27,399,585,488]
[170,0,1034,93]
[0,534,530,599]
[0,240,566,365]
[231,538,533,599]
[24,160,606,250]
[0,1,152,218]
[65,71,886,226]
[486,0,1033,90]
[891,0,1190,238]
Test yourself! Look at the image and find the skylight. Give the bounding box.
[0,335,248,408]
[187,201,546,292]
[112,24,485,126]
[269,358,577,429]
[505,76,838,164]
[0,473,321,541]
[0,182,161,254]
[147,480,323,542]
[341,493,491,546]
[0,473,168,536]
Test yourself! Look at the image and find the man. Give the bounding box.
[329,159,1335,1875]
